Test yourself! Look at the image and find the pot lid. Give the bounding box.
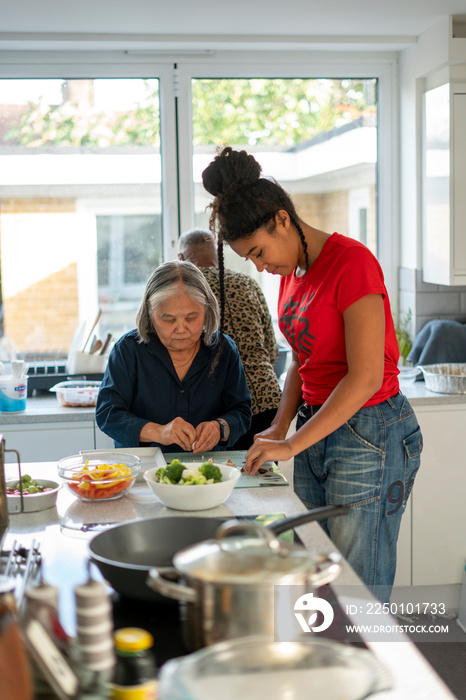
[172,522,317,585]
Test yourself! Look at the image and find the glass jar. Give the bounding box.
[110,627,157,700]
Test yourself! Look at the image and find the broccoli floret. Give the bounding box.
[155,467,166,482]
[198,462,222,483]
[165,459,185,484]
[181,469,207,485]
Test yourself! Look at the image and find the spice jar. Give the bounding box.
[110,627,157,699]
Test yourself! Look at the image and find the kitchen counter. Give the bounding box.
[0,379,463,427]
[2,458,457,700]
[399,378,466,405]
[0,395,96,424]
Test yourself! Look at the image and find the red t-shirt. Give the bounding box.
[278,233,399,406]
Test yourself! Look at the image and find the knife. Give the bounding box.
[100,333,112,355]
[82,309,102,352]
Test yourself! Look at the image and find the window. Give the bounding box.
[97,214,162,333]
[0,77,161,357]
[0,53,397,360]
[190,77,378,328]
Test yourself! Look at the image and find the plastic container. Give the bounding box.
[0,375,28,413]
[110,627,157,699]
[67,350,107,375]
[49,380,101,407]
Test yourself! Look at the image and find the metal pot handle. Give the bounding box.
[215,520,284,554]
[308,552,342,587]
[146,567,198,603]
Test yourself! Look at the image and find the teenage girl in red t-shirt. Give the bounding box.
[202,146,423,599]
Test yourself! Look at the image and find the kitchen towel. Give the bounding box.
[407,319,466,372]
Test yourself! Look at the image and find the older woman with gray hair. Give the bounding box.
[96,261,252,452]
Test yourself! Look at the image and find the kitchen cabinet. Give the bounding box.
[422,81,466,285]
[411,404,466,586]
[95,425,115,450]
[0,421,96,464]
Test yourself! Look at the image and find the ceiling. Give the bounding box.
[0,0,466,50]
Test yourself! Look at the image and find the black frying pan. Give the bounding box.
[88,505,349,601]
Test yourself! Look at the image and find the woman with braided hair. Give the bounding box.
[202,146,423,598]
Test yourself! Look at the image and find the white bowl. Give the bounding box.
[144,462,240,511]
[6,479,61,513]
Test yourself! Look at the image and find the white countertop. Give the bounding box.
[3,457,456,700]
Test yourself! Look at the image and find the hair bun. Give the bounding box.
[202,147,262,197]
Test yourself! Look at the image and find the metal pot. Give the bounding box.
[147,520,342,650]
[89,505,349,602]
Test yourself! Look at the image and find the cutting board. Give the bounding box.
[163,450,288,488]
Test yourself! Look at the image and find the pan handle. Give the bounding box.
[268,505,350,536]
[147,567,198,603]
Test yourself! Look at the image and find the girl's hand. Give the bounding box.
[244,438,294,474]
[253,423,288,442]
[192,421,221,453]
[158,417,197,452]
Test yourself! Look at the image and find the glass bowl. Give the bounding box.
[158,635,389,700]
[57,452,141,502]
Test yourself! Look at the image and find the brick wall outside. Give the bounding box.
[294,190,348,235]
[1,197,79,355]
[3,263,79,354]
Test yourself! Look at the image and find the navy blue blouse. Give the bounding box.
[95,329,252,451]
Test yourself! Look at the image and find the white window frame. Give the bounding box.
[0,48,399,301]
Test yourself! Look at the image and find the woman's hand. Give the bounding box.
[192,421,222,453]
[157,417,197,452]
[243,437,294,474]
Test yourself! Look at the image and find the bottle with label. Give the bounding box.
[110,627,157,700]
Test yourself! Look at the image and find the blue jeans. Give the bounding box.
[293,392,423,601]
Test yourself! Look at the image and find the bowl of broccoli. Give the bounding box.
[143,459,241,511]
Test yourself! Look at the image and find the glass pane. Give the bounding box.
[191,77,378,328]
[0,78,162,360]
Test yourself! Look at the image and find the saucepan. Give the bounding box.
[89,506,349,602]
[147,516,344,649]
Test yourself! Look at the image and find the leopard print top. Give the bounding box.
[200,266,282,414]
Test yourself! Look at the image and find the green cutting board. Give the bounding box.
[163,450,288,488]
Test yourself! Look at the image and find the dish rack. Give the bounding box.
[1,539,42,608]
